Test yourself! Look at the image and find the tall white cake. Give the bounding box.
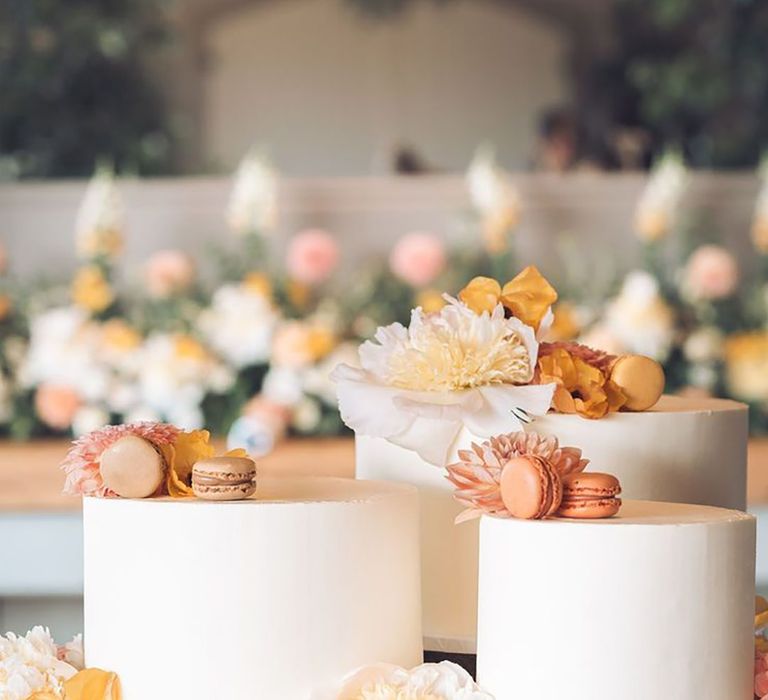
[356,395,748,651]
[476,500,756,700]
[83,477,422,700]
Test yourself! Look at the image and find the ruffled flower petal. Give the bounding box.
[63,668,122,700]
[500,265,558,331]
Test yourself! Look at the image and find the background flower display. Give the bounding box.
[0,149,766,448]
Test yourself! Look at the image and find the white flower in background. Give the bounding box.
[227,150,278,235]
[19,307,111,403]
[136,334,231,429]
[262,366,305,407]
[311,661,494,700]
[466,146,521,253]
[634,151,688,242]
[292,396,322,433]
[124,405,161,424]
[333,299,555,466]
[74,165,124,259]
[601,271,675,361]
[72,405,110,437]
[683,327,723,363]
[0,627,78,700]
[688,363,718,391]
[198,283,279,369]
[304,342,360,406]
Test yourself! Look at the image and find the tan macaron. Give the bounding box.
[192,456,257,501]
[100,435,166,498]
[610,354,665,411]
[499,456,563,520]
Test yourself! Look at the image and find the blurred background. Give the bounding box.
[1,0,768,639]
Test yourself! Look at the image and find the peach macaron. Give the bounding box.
[557,472,622,519]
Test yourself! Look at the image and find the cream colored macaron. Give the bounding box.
[192,456,257,501]
[610,354,665,411]
[100,435,166,498]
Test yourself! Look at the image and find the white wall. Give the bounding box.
[204,0,568,174]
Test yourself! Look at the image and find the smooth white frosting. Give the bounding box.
[477,500,756,700]
[83,477,422,699]
[355,395,748,652]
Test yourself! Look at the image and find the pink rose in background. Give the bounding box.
[389,231,447,287]
[756,652,768,699]
[683,244,738,301]
[35,384,82,430]
[144,249,196,298]
[286,229,339,285]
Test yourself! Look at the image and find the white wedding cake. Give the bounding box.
[477,501,756,700]
[83,477,422,700]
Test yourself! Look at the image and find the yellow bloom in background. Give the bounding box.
[243,272,273,299]
[500,265,558,331]
[753,217,768,254]
[633,151,687,242]
[415,289,446,313]
[482,204,519,255]
[458,277,502,314]
[544,301,581,341]
[307,326,336,361]
[63,668,122,700]
[75,167,125,261]
[287,280,311,309]
[72,266,114,313]
[101,319,141,351]
[174,335,209,363]
[0,293,11,321]
[725,332,768,402]
[160,429,215,498]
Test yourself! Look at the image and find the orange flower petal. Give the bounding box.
[501,265,558,330]
[160,430,215,498]
[458,277,502,315]
[63,668,122,700]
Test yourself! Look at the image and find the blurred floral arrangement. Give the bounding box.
[0,148,766,451]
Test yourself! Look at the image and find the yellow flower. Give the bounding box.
[287,280,311,309]
[537,348,625,419]
[160,430,215,498]
[500,265,558,331]
[724,332,768,402]
[72,266,114,313]
[26,690,62,700]
[0,293,11,321]
[415,289,446,313]
[243,272,273,299]
[79,229,123,260]
[174,335,209,363]
[307,326,336,361]
[544,302,581,342]
[102,319,141,351]
[458,277,502,315]
[63,668,122,700]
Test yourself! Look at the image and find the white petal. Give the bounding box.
[462,383,556,438]
[387,417,462,466]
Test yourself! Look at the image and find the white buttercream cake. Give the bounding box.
[356,395,748,651]
[83,477,422,700]
[477,500,756,700]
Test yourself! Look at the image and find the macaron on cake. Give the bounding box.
[557,472,622,519]
[100,435,167,499]
[499,456,562,520]
[192,456,257,501]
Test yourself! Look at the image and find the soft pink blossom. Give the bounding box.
[243,395,291,438]
[144,249,195,298]
[683,244,739,301]
[286,229,339,285]
[35,384,82,431]
[60,422,180,496]
[389,231,447,287]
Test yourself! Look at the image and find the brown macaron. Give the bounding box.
[100,435,166,498]
[610,354,665,411]
[499,456,563,520]
[192,456,257,501]
[557,472,622,519]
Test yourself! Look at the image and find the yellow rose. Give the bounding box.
[72,266,114,313]
[160,430,215,498]
[63,668,121,700]
[458,277,501,314]
[500,265,558,331]
[243,272,273,299]
[102,319,141,351]
[174,335,209,362]
[307,326,336,361]
[725,332,768,402]
[415,289,446,313]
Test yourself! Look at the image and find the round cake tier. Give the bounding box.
[477,501,755,700]
[83,477,422,700]
[356,395,748,653]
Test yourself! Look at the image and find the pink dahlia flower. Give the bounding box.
[60,422,180,497]
[389,231,446,288]
[286,229,339,285]
[445,431,588,522]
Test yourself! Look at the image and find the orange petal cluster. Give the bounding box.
[536,347,626,419]
[458,265,558,330]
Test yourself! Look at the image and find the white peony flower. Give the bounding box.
[0,626,78,700]
[303,342,360,406]
[311,661,494,700]
[262,366,305,407]
[198,284,279,369]
[466,146,520,222]
[634,151,688,242]
[683,327,723,363]
[75,166,124,259]
[333,299,554,466]
[292,396,322,433]
[72,405,109,437]
[601,271,675,361]
[227,150,278,235]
